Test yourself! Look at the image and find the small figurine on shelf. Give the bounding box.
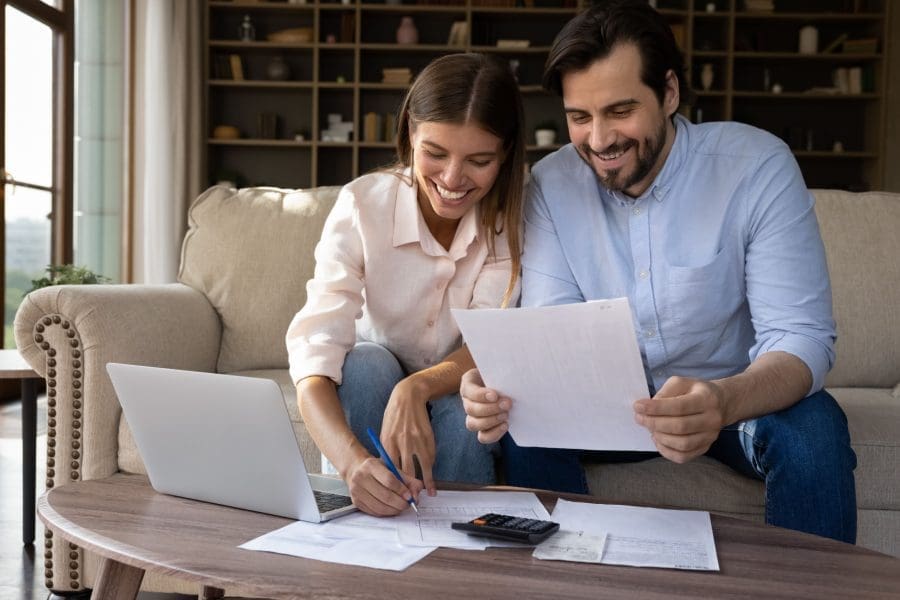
[238,15,256,42]
[509,59,520,82]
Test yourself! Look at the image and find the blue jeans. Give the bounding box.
[336,342,497,484]
[500,389,857,544]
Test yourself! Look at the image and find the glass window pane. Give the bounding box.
[74,0,123,282]
[4,186,52,348]
[4,6,54,188]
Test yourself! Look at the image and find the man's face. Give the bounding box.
[561,43,679,198]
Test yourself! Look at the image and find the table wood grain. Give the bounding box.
[38,474,900,599]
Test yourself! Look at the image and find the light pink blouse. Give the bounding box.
[286,169,517,386]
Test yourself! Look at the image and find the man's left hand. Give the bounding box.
[633,376,729,464]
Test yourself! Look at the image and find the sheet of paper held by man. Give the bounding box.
[550,500,719,571]
[452,298,655,451]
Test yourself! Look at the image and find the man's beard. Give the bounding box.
[578,116,668,194]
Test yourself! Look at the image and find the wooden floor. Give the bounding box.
[0,394,194,600]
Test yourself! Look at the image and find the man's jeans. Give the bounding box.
[500,390,858,544]
[336,341,496,484]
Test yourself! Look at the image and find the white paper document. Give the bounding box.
[549,499,719,571]
[239,514,435,571]
[240,490,551,569]
[395,490,552,548]
[452,298,654,451]
[532,530,607,563]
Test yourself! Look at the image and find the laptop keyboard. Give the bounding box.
[314,489,353,512]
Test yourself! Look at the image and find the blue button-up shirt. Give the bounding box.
[523,115,835,395]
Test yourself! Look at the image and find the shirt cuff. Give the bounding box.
[755,334,834,396]
[288,342,348,387]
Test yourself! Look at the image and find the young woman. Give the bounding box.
[286,53,526,517]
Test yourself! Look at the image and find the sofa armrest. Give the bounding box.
[14,283,222,487]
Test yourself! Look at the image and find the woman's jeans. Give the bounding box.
[335,342,496,484]
[500,389,857,544]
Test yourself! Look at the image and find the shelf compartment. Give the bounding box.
[207,144,312,189]
[208,87,314,143]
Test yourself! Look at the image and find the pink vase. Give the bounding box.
[396,16,418,45]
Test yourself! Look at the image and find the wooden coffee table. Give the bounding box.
[38,473,900,599]
[0,349,42,545]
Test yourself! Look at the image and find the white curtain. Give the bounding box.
[132,0,203,283]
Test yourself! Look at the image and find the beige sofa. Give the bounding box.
[15,185,900,595]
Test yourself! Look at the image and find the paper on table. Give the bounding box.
[550,499,719,571]
[395,490,552,548]
[239,515,435,571]
[240,490,551,569]
[532,531,608,563]
[452,298,653,451]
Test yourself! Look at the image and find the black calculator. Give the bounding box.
[451,513,560,544]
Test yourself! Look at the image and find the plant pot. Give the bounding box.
[535,129,556,147]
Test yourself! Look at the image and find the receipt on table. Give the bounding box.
[532,530,607,564]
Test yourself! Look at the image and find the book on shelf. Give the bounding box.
[382,67,412,84]
[364,112,384,142]
[496,39,530,49]
[821,33,848,54]
[341,13,355,44]
[229,54,244,81]
[743,0,774,12]
[447,21,468,47]
[842,38,878,54]
[669,24,685,51]
[213,54,232,79]
[384,113,397,143]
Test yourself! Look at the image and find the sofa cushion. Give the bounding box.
[178,185,340,373]
[813,190,900,389]
[831,387,900,511]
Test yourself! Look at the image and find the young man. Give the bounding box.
[460,0,857,543]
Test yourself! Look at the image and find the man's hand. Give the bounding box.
[380,378,437,495]
[460,368,511,444]
[344,455,424,516]
[633,376,728,464]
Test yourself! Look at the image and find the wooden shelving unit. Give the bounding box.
[204,0,889,191]
[680,0,889,190]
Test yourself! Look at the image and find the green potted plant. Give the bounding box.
[534,120,558,147]
[29,264,111,293]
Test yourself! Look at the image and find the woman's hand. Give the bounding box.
[380,377,438,495]
[343,454,423,516]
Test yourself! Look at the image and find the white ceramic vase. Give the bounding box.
[535,129,556,147]
[396,17,419,45]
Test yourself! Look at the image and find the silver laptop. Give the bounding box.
[106,363,356,522]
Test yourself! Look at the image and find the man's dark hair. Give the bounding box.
[543,0,690,107]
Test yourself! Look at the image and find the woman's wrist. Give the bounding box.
[397,373,433,405]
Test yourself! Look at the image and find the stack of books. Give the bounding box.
[744,0,774,12]
[382,68,412,85]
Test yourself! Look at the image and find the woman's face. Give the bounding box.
[410,120,504,226]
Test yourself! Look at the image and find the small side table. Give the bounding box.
[0,349,42,545]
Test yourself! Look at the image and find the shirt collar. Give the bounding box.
[393,167,480,258]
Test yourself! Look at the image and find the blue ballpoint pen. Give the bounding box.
[366,427,419,513]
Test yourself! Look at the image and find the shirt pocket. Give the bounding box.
[662,247,744,331]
